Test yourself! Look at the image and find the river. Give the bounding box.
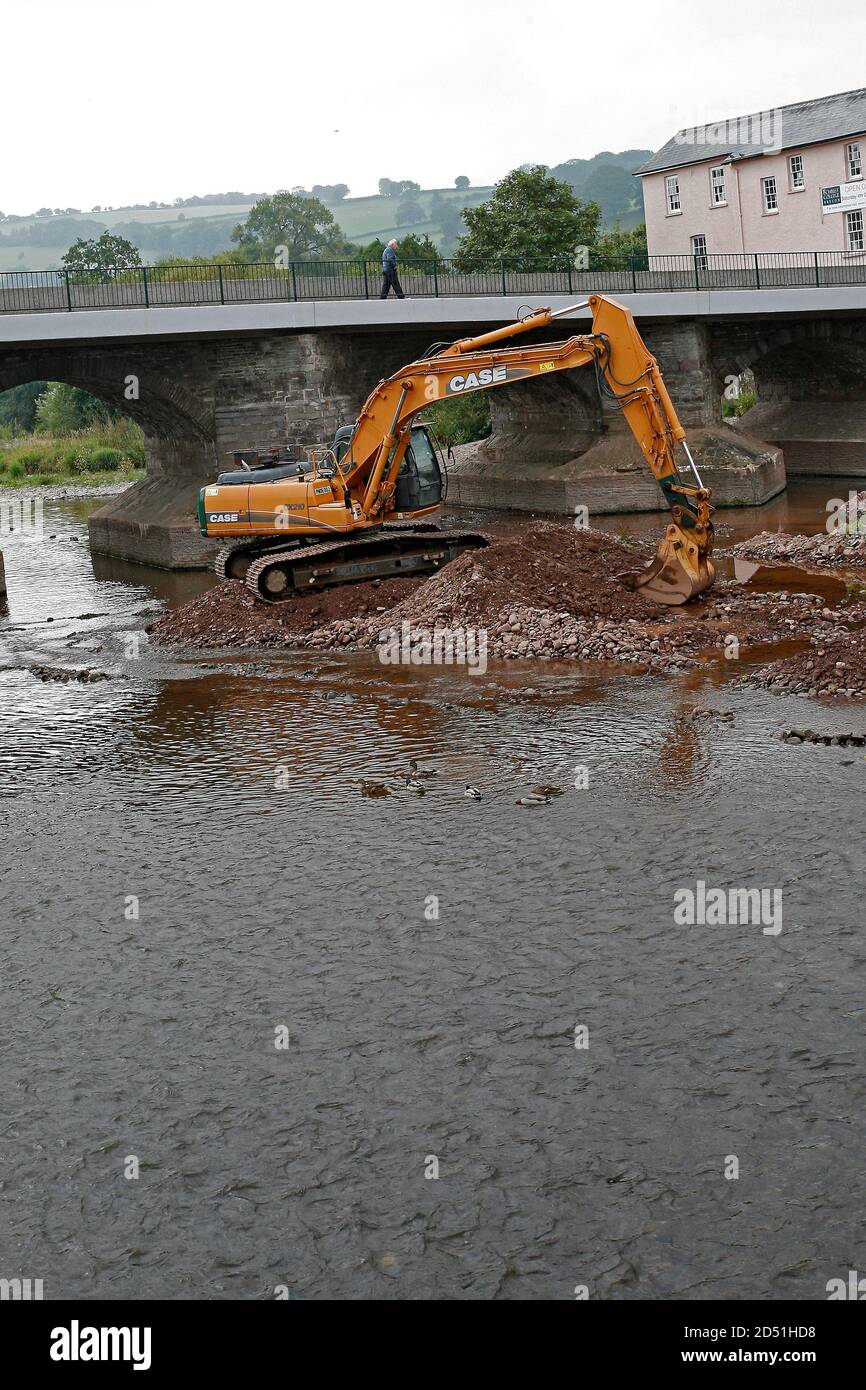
[0,488,863,1301]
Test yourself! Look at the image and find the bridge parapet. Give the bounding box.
[4,250,866,318]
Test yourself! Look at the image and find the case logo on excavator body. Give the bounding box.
[208,512,240,524]
[446,365,507,395]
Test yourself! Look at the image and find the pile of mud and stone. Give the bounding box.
[148,521,866,697]
[731,492,866,569]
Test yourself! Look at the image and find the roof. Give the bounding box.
[636,86,866,176]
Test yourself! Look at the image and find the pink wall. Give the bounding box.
[641,135,866,256]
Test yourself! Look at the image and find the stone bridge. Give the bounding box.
[1,291,865,566]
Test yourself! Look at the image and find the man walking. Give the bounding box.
[380,239,405,299]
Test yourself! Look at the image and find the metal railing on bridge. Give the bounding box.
[3,251,866,314]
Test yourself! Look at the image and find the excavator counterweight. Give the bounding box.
[199,293,714,606]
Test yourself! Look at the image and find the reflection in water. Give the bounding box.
[733,557,760,584]
[1,493,864,1301]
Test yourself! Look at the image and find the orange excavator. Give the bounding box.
[199,293,714,605]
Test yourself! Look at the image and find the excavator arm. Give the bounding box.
[341,293,714,604]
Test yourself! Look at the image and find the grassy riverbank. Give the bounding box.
[0,418,145,487]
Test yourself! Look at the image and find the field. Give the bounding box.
[335,186,493,241]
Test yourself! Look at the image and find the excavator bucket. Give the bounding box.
[621,520,715,606]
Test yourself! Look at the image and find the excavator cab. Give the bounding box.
[333,422,446,512]
[395,425,446,511]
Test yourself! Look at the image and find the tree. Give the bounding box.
[593,223,648,268]
[354,233,439,265]
[454,165,601,270]
[230,190,345,262]
[437,204,465,252]
[454,175,470,190]
[398,233,440,263]
[378,178,419,197]
[34,382,115,434]
[355,238,386,263]
[62,232,142,280]
[396,197,425,226]
[0,381,47,432]
[312,183,349,204]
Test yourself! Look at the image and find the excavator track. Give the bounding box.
[215,537,306,582]
[243,527,489,603]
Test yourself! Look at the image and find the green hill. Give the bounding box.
[0,152,651,271]
[548,149,652,229]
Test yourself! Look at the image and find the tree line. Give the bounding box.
[59,166,647,280]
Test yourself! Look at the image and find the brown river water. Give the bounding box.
[0,484,864,1301]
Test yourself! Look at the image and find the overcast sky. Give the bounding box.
[4,0,866,213]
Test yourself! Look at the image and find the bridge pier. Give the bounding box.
[88,440,219,569]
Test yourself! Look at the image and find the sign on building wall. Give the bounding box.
[821,181,866,214]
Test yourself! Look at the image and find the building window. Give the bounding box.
[788,154,805,190]
[710,166,726,206]
[762,176,778,213]
[847,142,862,179]
[665,175,681,214]
[691,234,708,270]
[846,209,864,252]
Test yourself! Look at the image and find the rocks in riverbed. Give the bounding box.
[678,706,734,722]
[28,664,112,684]
[780,728,866,746]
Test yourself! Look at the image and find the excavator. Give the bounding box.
[198,293,715,605]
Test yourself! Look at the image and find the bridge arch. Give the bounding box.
[710,317,866,402]
[0,347,213,446]
[710,317,866,478]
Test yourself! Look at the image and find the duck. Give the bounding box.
[359,780,390,798]
[405,776,426,795]
[516,792,551,806]
[465,785,482,800]
[408,758,436,779]
[531,784,563,798]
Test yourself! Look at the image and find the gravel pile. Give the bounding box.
[743,629,866,699]
[730,497,866,569]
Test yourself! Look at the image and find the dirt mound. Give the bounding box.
[149,522,658,652]
[148,573,427,649]
[382,522,661,628]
